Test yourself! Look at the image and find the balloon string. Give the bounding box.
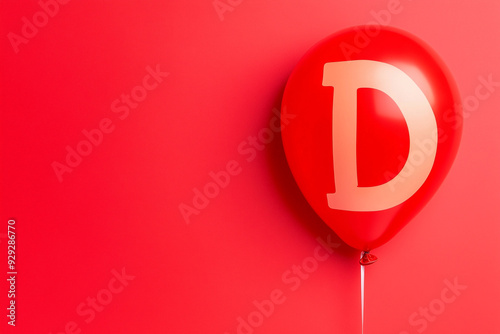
[360,252,365,334]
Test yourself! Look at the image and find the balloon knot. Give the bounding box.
[360,251,378,266]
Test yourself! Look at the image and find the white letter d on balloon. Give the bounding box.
[322,60,437,212]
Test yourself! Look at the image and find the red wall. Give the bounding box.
[1,1,499,333]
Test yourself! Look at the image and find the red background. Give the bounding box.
[1,1,499,333]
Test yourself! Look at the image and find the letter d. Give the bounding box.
[192,188,209,210]
[209,170,230,188]
[236,316,253,334]
[21,17,38,38]
[65,145,82,168]
[252,299,274,317]
[322,60,437,211]
[39,0,60,17]
[82,128,103,146]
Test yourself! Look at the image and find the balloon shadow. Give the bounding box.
[264,81,358,263]
[264,79,362,333]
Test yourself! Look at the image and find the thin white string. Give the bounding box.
[360,252,365,334]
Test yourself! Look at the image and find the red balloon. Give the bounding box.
[281,26,462,252]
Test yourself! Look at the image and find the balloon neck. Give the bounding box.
[360,251,378,266]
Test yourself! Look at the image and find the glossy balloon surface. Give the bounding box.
[281,26,462,251]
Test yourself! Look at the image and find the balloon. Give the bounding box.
[281,26,462,253]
